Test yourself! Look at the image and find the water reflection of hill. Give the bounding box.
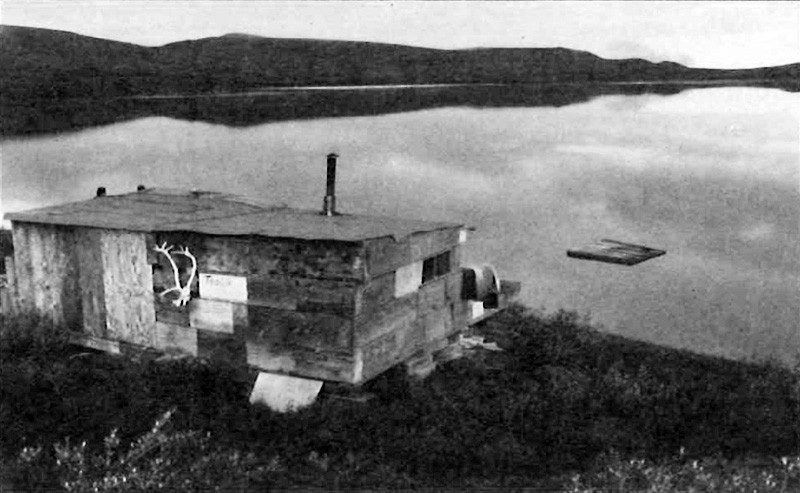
[1,82,794,138]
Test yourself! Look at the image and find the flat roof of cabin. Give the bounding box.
[4,189,462,242]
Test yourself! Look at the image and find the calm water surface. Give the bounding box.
[2,86,798,363]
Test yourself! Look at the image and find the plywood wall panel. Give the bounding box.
[11,223,82,328]
[76,228,107,337]
[101,230,156,346]
[11,224,34,314]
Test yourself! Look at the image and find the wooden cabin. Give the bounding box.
[2,155,519,390]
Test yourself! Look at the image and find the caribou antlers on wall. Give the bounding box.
[153,242,197,307]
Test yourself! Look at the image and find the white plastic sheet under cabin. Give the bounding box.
[249,372,324,412]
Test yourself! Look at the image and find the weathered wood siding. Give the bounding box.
[147,233,360,382]
[11,222,82,328]
[364,227,460,277]
[75,228,107,337]
[246,342,357,382]
[100,230,156,346]
[248,275,357,315]
[154,233,364,280]
[5,221,467,384]
[1,256,17,316]
[353,259,464,382]
[357,300,423,381]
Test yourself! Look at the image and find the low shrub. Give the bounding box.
[2,307,799,490]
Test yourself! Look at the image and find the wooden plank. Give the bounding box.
[418,276,447,314]
[366,231,459,283]
[452,300,470,332]
[10,223,82,328]
[26,224,47,315]
[244,237,363,280]
[75,228,107,337]
[144,233,159,265]
[567,239,666,266]
[69,332,121,354]
[359,312,424,382]
[420,307,451,344]
[54,226,82,330]
[444,271,462,303]
[355,271,395,319]
[408,228,460,262]
[0,229,12,273]
[2,256,16,316]
[154,296,191,326]
[11,224,34,314]
[247,274,357,316]
[365,236,410,277]
[101,230,156,346]
[189,298,235,334]
[247,304,352,351]
[354,293,418,345]
[154,321,198,356]
[245,342,357,383]
[197,329,247,363]
[154,233,364,281]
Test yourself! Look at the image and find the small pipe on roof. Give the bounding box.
[137,185,146,192]
[323,153,338,216]
[96,187,106,197]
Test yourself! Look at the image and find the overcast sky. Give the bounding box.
[2,1,798,69]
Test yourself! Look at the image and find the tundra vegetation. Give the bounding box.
[1,306,799,491]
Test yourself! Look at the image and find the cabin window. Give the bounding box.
[394,250,452,298]
[422,251,451,284]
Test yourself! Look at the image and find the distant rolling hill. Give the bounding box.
[1,25,798,101]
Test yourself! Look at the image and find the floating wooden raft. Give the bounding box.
[567,239,666,266]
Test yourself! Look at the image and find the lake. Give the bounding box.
[1,84,798,364]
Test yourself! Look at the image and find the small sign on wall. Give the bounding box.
[199,273,247,302]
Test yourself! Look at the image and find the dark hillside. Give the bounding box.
[1,25,797,102]
[0,25,159,99]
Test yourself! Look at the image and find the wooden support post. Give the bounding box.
[1,256,16,317]
[404,349,437,380]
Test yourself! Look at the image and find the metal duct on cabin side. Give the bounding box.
[322,153,339,216]
[461,264,501,308]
